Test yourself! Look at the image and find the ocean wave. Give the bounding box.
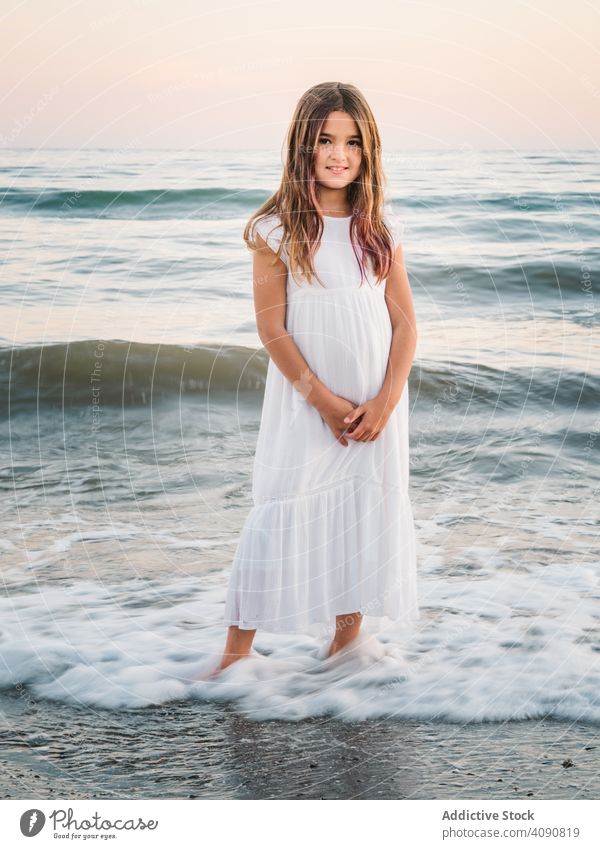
[1,340,598,413]
[414,260,597,296]
[0,186,267,219]
[0,340,268,412]
[1,185,598,220]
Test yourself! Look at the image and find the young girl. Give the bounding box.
[215,81,419,674]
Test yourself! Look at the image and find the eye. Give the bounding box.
[318,137,361,147]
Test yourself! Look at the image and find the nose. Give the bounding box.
[329,145,347,162]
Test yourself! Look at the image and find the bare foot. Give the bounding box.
[196,652,251,681]
[192,665,220,683]
[325,633,364,659]
[325,612,364,659]
[218,653,250,672]
[326,639,348,658]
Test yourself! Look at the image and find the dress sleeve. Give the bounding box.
[252,214,287,263]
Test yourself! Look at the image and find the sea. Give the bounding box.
[0,147,598,728]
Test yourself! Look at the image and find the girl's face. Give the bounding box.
[313,111,362,189]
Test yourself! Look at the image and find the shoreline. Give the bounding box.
[0,691,597,799]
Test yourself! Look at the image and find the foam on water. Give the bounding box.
[0,560,598,723]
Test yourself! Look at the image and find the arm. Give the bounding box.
[377,238,418,411]
[344,240,417,441]
[252,232,333,413]
[251,233,358,446]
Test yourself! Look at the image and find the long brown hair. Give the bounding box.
[243,81,395,287]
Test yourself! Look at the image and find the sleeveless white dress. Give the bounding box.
[223,210,420,638]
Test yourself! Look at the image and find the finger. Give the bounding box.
[343,406,364,425]
[346,415,362,433]
[348,423,367,440]
[358,425,375,441]
[334,429,348,447]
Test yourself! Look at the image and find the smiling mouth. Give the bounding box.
[327,167,348,175]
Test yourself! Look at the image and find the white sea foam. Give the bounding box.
[0,559,598,723]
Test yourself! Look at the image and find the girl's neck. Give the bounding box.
[316,190,352,218]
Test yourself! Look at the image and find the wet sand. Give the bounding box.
[0,690,597,799]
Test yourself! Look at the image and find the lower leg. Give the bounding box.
[327,611,363,657]
[217,625,256,671]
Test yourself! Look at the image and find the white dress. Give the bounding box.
[223,211,420,638]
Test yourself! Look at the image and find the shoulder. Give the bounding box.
[251,213,284,250]
[250,213,287,265]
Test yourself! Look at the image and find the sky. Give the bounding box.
[1,0,599,150]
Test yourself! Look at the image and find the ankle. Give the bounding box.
[330,632,360,652]
[219,650,250,670]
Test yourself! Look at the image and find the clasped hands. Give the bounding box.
[318,392,395,447]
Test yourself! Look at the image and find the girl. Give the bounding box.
[215,81,419,675]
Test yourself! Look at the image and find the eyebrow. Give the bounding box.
[319,132,362,141]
